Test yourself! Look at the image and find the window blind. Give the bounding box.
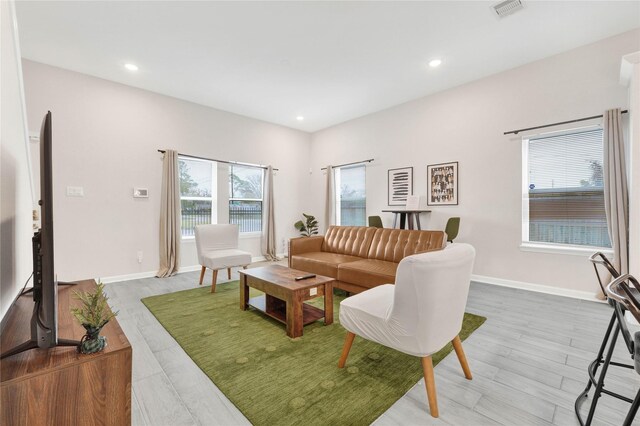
[526,128,611,248]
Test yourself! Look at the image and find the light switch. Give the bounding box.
[66,186,84,197]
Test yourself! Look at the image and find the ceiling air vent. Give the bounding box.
[492,0,523,18]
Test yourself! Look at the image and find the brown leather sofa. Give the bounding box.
[289,226,447,293]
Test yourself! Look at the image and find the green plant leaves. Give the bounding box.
[294,213,319,237]
[70,282,118,328]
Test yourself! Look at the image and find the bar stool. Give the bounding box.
[574,254,639,426]
[605,274,640,425]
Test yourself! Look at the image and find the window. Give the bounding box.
[179,157,217,238]
[335,165,366,226]
[229,164,263,233]
[523,127,611,249]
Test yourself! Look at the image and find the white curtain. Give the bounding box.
[156,149,181,277]
[261,166,279,261]
[603,108,629,283]
[325,165,336,230]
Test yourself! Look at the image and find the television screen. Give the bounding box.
[34,110,58,347]
[0,111,80,360]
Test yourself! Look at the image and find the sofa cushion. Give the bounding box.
[367,229,446,262]
[337,259,398,289]
[290,252,362,279]
[322,226,376,257]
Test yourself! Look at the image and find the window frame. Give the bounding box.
[179,156,217,241]
[228,164,264,235]
[520,125,612,256]
[334,164,367,227]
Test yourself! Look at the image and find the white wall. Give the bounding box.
[1,1,35,319]
[22,60,311,282]
[623,51,640,276]
[309,29,640,296]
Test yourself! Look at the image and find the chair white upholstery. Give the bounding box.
[195,224,252,292]
[338,243,476,418]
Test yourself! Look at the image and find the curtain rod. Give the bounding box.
[504,110,628,136]
[157,150,278,171]
[321,159,374,171]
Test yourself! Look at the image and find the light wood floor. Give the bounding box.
[104,262,639,426]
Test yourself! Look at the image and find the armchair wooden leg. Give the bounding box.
[421,356,439,418]
[227,267,231,280]
[210,269,219,293]
[338,332,356,368]
[452,335,472,380]
[198,266,206,285]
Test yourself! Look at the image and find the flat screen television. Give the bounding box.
[1,111,79,359]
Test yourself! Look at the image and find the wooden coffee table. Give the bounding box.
[239,265,334,338]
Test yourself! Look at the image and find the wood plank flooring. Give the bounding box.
[104,262,639,425]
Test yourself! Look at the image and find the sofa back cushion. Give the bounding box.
[322,226,376,257]
[367,229,446,262]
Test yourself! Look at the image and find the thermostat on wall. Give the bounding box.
[133,188,149,198]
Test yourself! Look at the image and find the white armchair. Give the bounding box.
[195,224,252,293]
[337,243,476,418]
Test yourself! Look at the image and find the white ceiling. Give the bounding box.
[16,1,640,133]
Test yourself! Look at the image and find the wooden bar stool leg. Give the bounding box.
[452,336,472,379]
[338,332,356,368]
[210,269,219,293]
[198,266,206,285]
[421,356,439,418]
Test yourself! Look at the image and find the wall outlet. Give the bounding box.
[309,287,317,296]
[137,250,143,263]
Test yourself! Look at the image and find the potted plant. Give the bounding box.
[294,213,319,237]
[70,282,118,354]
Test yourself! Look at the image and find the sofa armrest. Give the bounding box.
[288,236,324,267]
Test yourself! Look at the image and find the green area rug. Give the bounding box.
[142,281,485,426]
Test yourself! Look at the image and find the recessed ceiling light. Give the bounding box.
[124,63,139,71]
[428,59,442,68]
[296,116,304,121]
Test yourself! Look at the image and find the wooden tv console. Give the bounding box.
[0,279,132,425]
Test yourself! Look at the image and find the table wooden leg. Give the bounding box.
[324,283,334,325]
[286,294,303,338]
[400,213,406,229]
[392,213,398,228]
[240,274,249,310]
[408,213,414,230]
[415,213,422,230]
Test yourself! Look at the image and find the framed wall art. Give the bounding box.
[427,161,458,206]
[388,167,413,206]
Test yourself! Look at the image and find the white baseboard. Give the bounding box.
[471,274,604,303]
[101,261,601,304]
[99,253,286,284]
[98,270,158,284]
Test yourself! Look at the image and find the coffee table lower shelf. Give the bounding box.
[248,295,325,326]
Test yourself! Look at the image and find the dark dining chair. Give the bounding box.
[444,217,460,242]
[368,215,383,228]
